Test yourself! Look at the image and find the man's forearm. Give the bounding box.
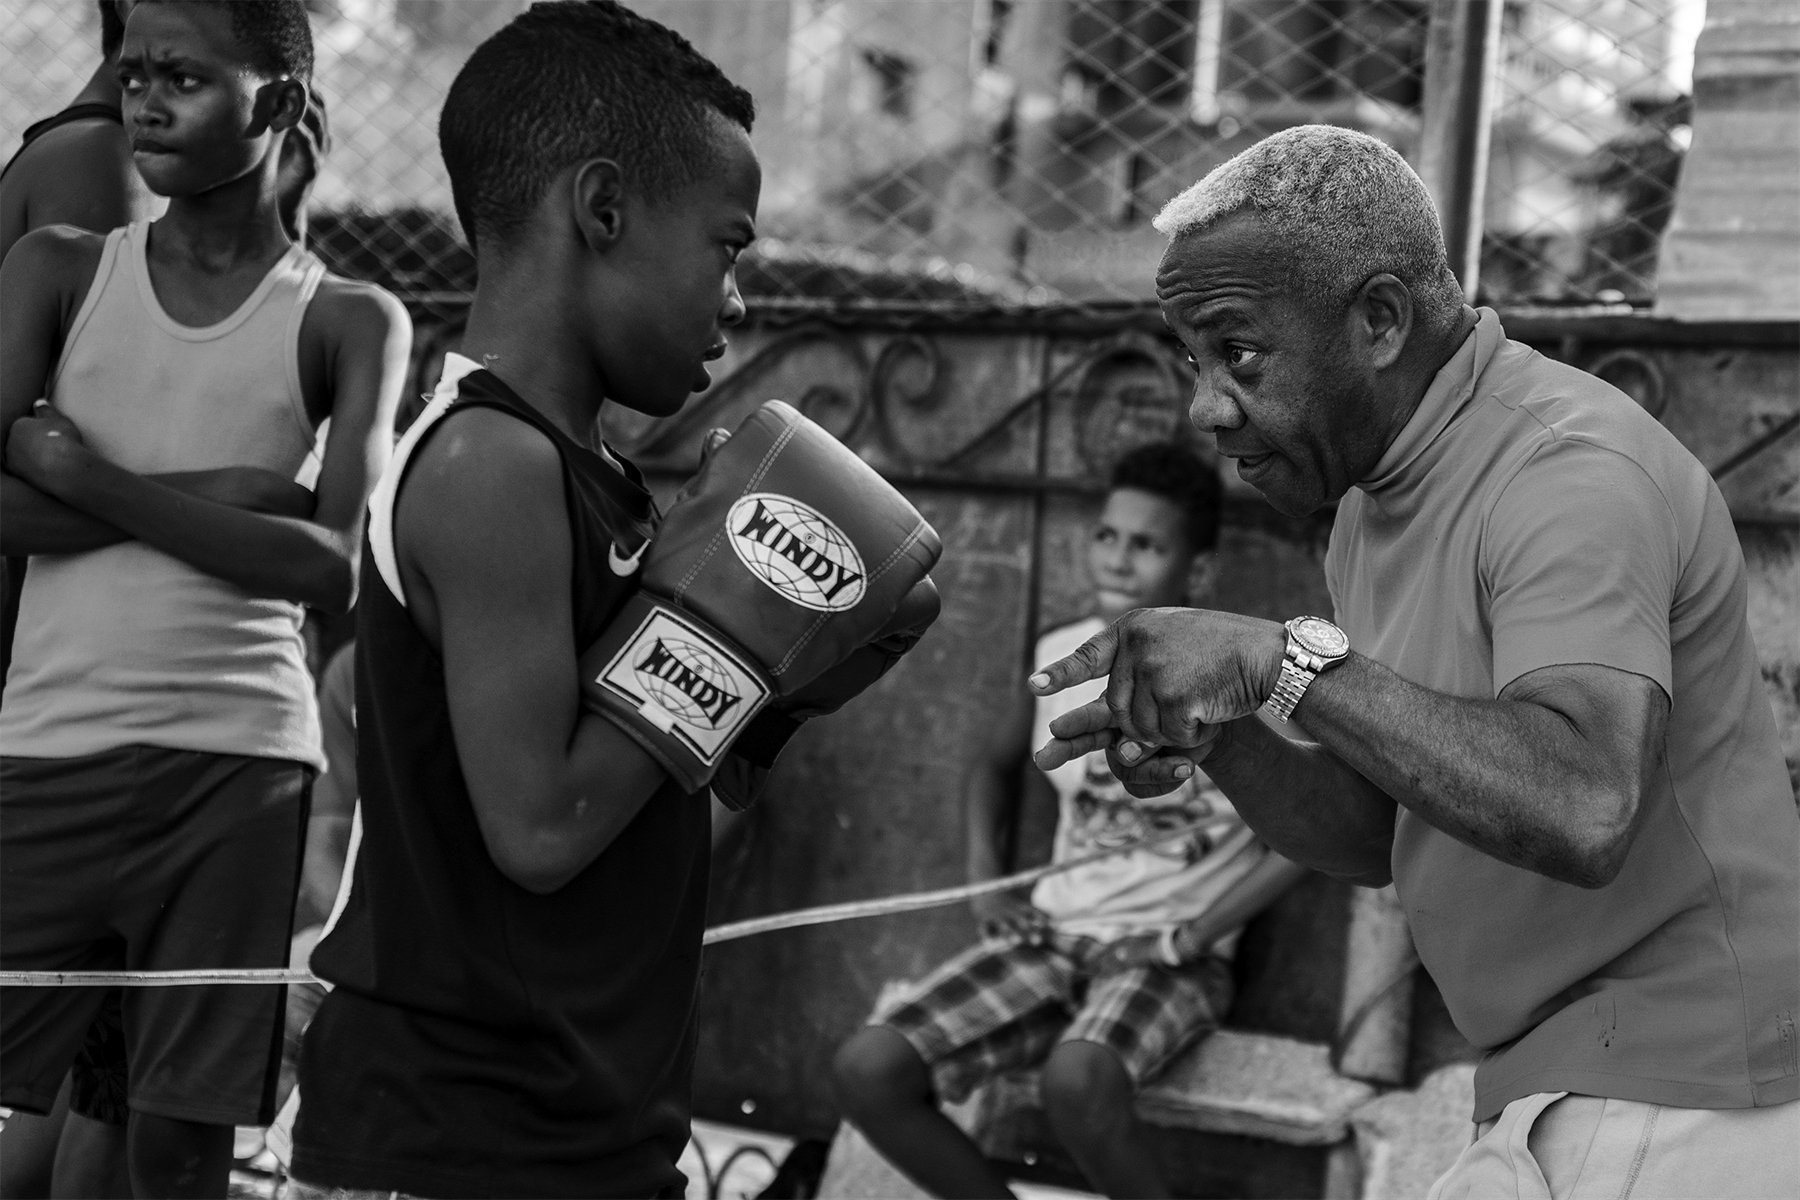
[1200,718,1398,885]
[1293,654,1653,888]
[1033,607,1656,891]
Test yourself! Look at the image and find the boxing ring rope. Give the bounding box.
[0,820,1216,988]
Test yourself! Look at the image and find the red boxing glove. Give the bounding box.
[580,401,942,794]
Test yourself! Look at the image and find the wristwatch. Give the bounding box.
[1264,615,1350,723]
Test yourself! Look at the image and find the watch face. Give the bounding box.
[1292,616,1349,658]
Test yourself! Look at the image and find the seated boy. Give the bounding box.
[288,3,937,1197]
[834,443,1307,1199]
[0,2,410,1193]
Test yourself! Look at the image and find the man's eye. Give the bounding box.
[1183,352,1200,372]
[120,73,143,92]
[1226,345,1261,369]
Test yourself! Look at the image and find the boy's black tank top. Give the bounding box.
[294,369,709,1199]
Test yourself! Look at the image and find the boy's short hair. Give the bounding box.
[1109,442,1222,552]
[98,1,125,58]
[138,0,314,81]
[440,0,756,252]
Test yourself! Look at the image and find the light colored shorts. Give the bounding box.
[1426,1091,1800,1200]
[871,931,1235,1105]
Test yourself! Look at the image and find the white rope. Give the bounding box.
[701,820,1206,945]
[0,821,1209,987]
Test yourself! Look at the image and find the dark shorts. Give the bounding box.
[67,990,129,1126]
[0,746,309,1126]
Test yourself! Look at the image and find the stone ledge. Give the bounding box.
[1349,1064,1476,1200]
[980,1030,1378,1147]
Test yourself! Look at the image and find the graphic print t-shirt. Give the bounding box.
[1028,617,1267,949]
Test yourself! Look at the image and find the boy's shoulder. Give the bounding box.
[8,221,112,273]
[402,399,564,528]
[3,112,129,204]
[389,398,573,612]
[307,268,410,336]
[10,110,131,171]
[2,223,112,309]
[294,268,412,410]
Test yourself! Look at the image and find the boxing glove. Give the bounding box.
[713,574,941,811]
[580,400,942,793]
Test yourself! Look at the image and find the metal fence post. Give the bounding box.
[1419,0,1504,303]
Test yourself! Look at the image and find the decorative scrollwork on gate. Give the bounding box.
[399,304,1218,492]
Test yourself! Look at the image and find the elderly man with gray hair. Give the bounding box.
[1033,125,1798,1199]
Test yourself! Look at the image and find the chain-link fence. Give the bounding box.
[2,0,1702,311]
[1488,0,1701,304]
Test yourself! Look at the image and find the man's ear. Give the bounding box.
[1355,273,1414,372]
[571,158,628,251]
[258,78,306,136]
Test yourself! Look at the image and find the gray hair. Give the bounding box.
[1154,125,1463,318]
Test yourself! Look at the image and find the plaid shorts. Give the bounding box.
[871,933,1235,1105]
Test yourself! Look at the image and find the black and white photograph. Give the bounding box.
[0,1,1794,1197]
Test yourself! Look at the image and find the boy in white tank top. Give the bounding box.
[834,443,1307,1198]
[0,3,409,1193]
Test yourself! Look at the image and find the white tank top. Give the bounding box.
[0,222,326,768]
[1029,616,1266,950]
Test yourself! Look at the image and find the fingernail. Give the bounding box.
[1027,672,1049,691]
[1117,741,1145,764]
[32,400,48,410]
[1173,761,1193,779]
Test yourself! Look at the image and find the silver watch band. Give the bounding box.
[1264,657,1315,723]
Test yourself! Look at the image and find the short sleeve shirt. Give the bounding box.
[1028,618,1267,948]
[1327,308,1799,1121]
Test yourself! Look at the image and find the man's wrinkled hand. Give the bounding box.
[1105,741,1222,800]
[1032,697,1228,796]
[1031,695,1118,771]
[1029,607,1287,749]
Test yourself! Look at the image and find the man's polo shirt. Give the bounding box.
[1327,308,1799,1121]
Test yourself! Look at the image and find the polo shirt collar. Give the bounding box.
[1359,306,1503,494]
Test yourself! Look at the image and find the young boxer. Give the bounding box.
[288,5,937,1197]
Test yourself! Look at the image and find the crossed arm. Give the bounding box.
[1030,609,1668,890]
[0,227,411,613]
